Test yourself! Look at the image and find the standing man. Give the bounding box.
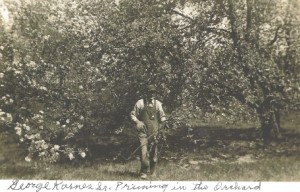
[130,84,166,179]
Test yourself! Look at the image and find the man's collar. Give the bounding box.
[145,98,154,104]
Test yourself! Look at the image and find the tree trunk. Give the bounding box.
[258,108,282,145]
[272,109,282,139]
[259,113,272,145]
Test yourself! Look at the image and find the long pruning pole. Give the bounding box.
[117,128,168,161]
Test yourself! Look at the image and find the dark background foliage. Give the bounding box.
[0,0,299,162]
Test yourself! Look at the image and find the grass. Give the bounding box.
[1,156,299,181]
[0,111,299,181]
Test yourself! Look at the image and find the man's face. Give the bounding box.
[146,90,155,100]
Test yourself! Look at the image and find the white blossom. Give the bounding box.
[7,113,12,122]
[15,127,22,136]
[24,125,30,131]
[28,61,37,68]
[42,143,49,150]
[14,70,22,74]
[25,156,32,162]
[43,35,50,40]
[68,153,75,160]
[25,134,35,140]
[35,133,41,139]
[40,86,48,91]
[39,152,45,156]
[80,152,86,158]
[54,145,60,150]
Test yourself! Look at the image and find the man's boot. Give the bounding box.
[140,172,147,179]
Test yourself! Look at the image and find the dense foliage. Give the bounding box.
[0,0,299,162]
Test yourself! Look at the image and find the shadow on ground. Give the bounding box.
[157,126,300,165]
[102,169,139,179]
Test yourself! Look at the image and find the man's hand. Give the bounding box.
[136,120,146,132]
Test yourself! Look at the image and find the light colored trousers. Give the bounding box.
[139,133,158,174]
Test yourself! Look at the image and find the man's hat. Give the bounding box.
[147,84,156,92]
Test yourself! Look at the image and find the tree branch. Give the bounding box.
[227,0,239,47]
[211,78,258,110]
[169,9,195,21]
[206,27,231,34]
[177,25,231,35]
[178,24,196,31]
[268,26,281,46]
[245,0,252,42]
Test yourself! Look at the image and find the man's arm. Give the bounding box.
[156,100,166,122]
[130,103,140,123]
[130,100,146,131]
[130,100,142,123]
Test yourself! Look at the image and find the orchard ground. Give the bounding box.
[0,111,299,181]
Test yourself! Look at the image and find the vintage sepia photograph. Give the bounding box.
[0,0,299,183]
